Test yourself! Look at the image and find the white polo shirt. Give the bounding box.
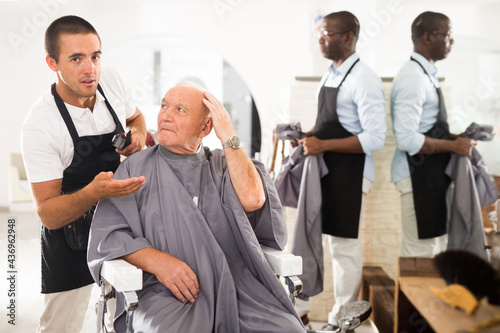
[21,67,136,183]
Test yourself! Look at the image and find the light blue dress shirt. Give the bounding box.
[318,53,387,182]
[390,52,442,183]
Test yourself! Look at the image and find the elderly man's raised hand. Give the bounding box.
[90,171,146,200]
[203,91,236,143]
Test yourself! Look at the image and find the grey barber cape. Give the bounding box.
[445,123,497,261]
[87,145,305,333]
[275,145,328,297]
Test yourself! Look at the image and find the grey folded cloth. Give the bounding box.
[275,122,305,140]
[462,122,498,206]
[465,122,495,141]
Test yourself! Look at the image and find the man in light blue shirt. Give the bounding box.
[295,11,386,330]
[391,11,476,258]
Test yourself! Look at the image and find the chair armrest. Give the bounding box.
[261,245,303,277]
[101,259,143,292]
[101,250,301,290]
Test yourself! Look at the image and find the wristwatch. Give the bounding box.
[222,135,242,149]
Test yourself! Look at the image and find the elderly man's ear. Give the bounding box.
[199,117,213,138]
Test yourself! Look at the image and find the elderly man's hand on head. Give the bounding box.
[203,91,236,145]
[202,90,265,212]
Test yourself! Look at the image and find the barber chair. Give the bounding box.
[96,246,303,333]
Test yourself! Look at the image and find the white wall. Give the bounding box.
[2,0,500,207]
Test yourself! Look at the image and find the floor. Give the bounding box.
[310,320,378,332]
[0,206,378,333]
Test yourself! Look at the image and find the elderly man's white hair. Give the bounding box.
[175,81,207,92]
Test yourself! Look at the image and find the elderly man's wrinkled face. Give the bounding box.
[157,86,210,154]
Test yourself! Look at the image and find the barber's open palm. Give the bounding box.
[91,172,146,199]
[155,254,200,303]
[203,91,235,142]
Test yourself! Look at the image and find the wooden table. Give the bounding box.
[395,258,500,333]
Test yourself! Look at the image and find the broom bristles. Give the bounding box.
[433,250,500,304]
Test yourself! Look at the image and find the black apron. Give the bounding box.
[313,59,365,238]
[41,84,123,293]
[406,57,451,239]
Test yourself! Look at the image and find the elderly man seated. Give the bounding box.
[87,82,305,333]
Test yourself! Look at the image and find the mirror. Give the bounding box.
[105,35,261,157]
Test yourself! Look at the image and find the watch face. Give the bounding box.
[232,136,241,148]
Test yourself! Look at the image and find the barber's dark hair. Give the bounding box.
[411,11,449,43]
[45,15,100,62]
[323,11,360,39]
